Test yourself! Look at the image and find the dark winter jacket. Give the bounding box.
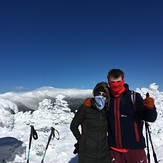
[107,90,157,149]
[70,99,110,163]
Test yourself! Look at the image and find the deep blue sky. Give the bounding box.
[0,0,163,93]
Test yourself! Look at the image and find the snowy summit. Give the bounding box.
[0,83,163,163]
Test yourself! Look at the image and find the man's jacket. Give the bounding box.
[107,90,157,149]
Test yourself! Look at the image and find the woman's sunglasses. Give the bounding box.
[94,92,108,98]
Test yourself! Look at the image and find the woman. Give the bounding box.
[70,82,111,163]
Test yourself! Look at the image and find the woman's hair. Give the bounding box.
[93,82,110,101]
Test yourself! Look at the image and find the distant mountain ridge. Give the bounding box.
[0,86,92,112]
[0,83,162,113]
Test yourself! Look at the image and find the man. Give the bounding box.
[84,69,157,163]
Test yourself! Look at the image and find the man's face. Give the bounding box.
[108,76,124,94]
[109,76,123,83]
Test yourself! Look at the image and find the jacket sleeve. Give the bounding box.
[135,93,157,122]
[70,104,87,141]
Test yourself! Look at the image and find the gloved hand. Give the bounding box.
[73,142,80,154]
[143,96,154,109]
[84,98,91,107]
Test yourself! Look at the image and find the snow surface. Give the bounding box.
[0,83,162,163]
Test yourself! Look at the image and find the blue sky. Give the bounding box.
[0,0,163,93]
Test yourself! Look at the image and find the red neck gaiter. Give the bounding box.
[108,79,125,97]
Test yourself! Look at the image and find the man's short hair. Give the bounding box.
[107,69,124,79]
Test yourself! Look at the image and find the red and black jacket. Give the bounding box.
[107,90,157,149]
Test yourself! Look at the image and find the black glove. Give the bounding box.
[73,142,79,154]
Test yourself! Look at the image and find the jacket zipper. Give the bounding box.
[114,97,122,148]
[98,112,102,161]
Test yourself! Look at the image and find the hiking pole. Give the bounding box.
[41,127,60,163]
[145,122,160,163]
[27,125,38,163]
[145,122,150,163]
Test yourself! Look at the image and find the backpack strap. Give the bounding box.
[130,91,140,142]
[131,90,136,109]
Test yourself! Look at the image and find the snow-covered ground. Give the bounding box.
[0,83,162,163]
